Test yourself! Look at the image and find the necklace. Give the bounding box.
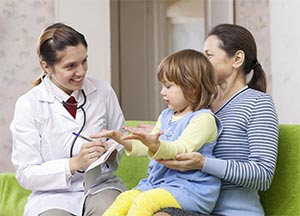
[165,115,175,140]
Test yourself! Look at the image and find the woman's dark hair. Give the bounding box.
[33,23,88,86]
[208,24,266,92]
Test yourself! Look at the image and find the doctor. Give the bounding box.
[10,23,126,216]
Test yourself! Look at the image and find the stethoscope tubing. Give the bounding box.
[66,89,87,157]
[64,89,87,173]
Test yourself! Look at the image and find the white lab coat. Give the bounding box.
[10,76,126,216]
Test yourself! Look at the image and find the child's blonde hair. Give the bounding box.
[157,49,217,111]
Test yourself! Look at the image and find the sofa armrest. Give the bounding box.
[0,173,31,216]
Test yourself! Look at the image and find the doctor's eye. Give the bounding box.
[82,58,88,64]
[66,63,76,70]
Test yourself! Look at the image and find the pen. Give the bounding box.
[72,132,93,142]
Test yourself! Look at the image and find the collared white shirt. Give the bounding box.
[43,74,80,102]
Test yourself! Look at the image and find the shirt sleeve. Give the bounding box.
[152,113,218,160]
[10,97,73,191]
[125,116,162,156]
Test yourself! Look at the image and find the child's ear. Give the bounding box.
[232,50,245,69]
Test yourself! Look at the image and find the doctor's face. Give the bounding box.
[47,43,88,95]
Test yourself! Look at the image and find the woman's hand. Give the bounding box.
[69,140,108,174]
[157,152,205,172]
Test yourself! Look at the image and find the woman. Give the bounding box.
[154,24,279,216]
[10,23,126,216]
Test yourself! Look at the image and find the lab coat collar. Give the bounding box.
[82,77,97,96]
[38,75,97,103]
[36,76,96,121]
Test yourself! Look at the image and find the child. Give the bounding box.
[91,49,222,215]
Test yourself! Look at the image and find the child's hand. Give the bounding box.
[90,129,133,151]
[122,126,163,152]
[136,123,154,133]
[90,129,123,143]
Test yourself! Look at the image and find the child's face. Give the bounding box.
[160,78,192,115]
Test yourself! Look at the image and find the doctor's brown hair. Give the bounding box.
[32,23,88,86]
[157,49,217,111]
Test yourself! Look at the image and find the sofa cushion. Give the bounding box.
[1,123,299,216]
[259,124,300,215]
[0,173,31,216]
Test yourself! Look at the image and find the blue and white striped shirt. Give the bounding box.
[203,86,279,191]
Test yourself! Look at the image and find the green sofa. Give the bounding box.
[1,122,299,216]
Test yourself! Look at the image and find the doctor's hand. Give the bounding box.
[69,140,108,174]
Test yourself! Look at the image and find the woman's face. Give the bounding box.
[203,35,235,85]
[47,43,88,95]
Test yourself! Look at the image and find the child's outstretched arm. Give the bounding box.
[90,129,133,151]
[122,126,163,153]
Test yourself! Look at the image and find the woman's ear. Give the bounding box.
[40,61,51,73]
[232,50,245,69]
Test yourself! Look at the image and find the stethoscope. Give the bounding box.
[62,89,87,159]
[42,75,88,172]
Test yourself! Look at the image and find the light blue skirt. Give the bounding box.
[212,187,264,216]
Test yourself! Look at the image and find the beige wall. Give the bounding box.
[270,0,300,124]
[0,0,111,172]
[0,0,54,172]
[235,0,300,124]
[235,0,271,92]
[55,0,111,82]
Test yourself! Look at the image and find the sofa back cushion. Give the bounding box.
[259,124,300,215]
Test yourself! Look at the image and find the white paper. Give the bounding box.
[84,142,119,192]
[86,142,119,172]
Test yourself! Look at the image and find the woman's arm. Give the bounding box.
[160,95,279,191]
[158,152,205,172]
[207,95,278,190]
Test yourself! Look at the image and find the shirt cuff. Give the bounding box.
[202,157,227,179]
[65,159,73,185]
[125,140,148,156]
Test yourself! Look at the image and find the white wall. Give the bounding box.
[55,0,111,82]
[270,0,300,124]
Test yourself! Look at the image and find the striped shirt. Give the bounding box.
[202,86,279,191]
